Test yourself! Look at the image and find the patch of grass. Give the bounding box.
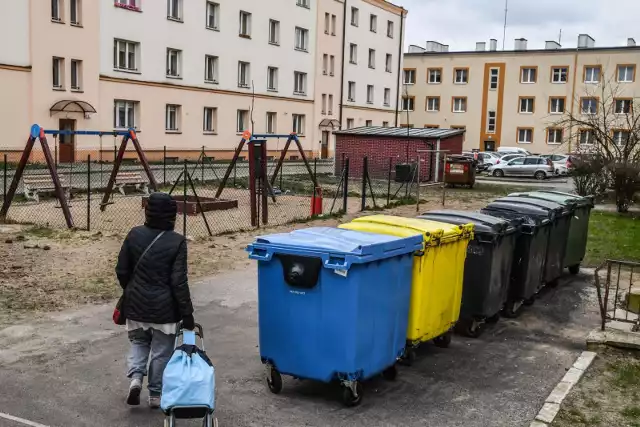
[621,405,640,419]
[584,211,640,266]
[23,226,56,238]
[609,359,640,389]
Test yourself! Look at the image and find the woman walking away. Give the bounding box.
[116,192,195,409]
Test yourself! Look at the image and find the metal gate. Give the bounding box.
[594,260,640,331]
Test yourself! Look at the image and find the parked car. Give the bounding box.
[540,154,573,175]
[479,152,502,167]
[462,151,487,172]
[495,154,524,164]
[498,147,532,156]
[491,156,555,180]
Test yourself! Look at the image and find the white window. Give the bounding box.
[551,67,568,83]
[347,118,354,129]
[328,94,333,114]
[615,99,632,114]
[351,7,358,26]
[584,66,601,84]
[487,111,496,133]
[239,11,251,37]
[167,0,182,21]
[385,54,392,73]
[269,19,280,45]
[322,94,327,114]
[547,128,563,144]
[331,14,336,35]
[349,43,357,64]
[366,85,374,104]
[348,81,355,101]
[115,0,139,9]
[324,13,330,34]
[387,20,394,38]
[266,112,277,134]
[263,66,276,92]
[613,130,630,146]
[238,61,250,88]
[490,68,499,89]
[237,110,248,132]
[382,121,389,127]
[550,97,565,114]
[428,68,441,84]
[519,97,535,113]
[618,65,635,82]
[292,114,305,135]
[322,54,328,74]
[329,55,335,76]
[521,67,537,83]
[70,59,82,90]
[205,55,218,83]
[51,0,62,21]
[384,88,391,106]
[403,69,416,84]
[70,0,81,25]
[366,120,373,127]
[454,68,468,84]
[203,107,217,133]
[166,48,182,77]
[517,128,533,144]
[427,97,440,111]
[581,97,598,114]
[294,71,307,95]
[296,0,310,8]
[401,96,414,111]
[114,100,137,129]
[453,97,467,113]
[295,27,309,52]
[368,49,375,69]
[52,57,64,89]
[370,14,377,32]
[206,2,219,30]
[165,104,180,131]
[113,39,138,71]
[579,130,594,146]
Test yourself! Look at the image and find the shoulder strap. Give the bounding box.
[132,231,166,276]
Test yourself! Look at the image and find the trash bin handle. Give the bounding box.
[246,245,273,261]
[323,254,351,270]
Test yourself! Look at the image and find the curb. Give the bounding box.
[529,351,597,426]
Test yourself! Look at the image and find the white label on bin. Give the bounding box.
[290,290,306,295]
[334,268,348,277]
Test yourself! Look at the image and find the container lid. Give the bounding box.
[484,201,554,223]
[339,221,435,250]
[350,215,473,245]
[418,210,516,236]
[496,196,571,216]
[481,207,549,228]
[534,191,595,208]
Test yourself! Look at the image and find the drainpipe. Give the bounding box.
[394,9,405,127]
[434,138,441,182]
[568,47,579,153]
[338,0,348,130]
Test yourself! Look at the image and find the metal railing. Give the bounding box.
[594,259,640,331]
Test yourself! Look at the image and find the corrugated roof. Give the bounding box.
[334,126,465,139]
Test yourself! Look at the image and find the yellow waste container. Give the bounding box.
[339,215,473,356]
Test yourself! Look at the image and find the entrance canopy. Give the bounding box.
[49,100,97,116]
[319,118,340,129]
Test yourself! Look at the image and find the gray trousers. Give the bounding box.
[127,328,175,396]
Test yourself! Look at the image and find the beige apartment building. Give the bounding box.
[401,35,640,154]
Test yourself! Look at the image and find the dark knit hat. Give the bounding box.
[145,192,177,231]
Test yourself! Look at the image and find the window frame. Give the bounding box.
[451,96,467,113]
[549,97,566,114]
[427,68,442,84]
[296,0,310,8]
[70,59,82,91]
[329,55,335,76]
[426,96,440,112]
[580,97,599,115]
[516,127,534,144]
[387,20,394,38]
[206,2,220,31]
[166,48,182,78]
[453,67,469,84]
[401,96,415,111]
[203,107,217,133]
[383,88,391,107]
[349,43,358,65]
[52,57,64,90]
[266,111,277,134]
[366,84,374,104]
[114,0,141,12]
[239,10,251,38]
[114,99,137,130]
[350,7,359,26]
[612,129,631,146]
[328,94,334,114]
[113,39,139,72]
[518,96,535,114]
[369,14,377,32]
[489,68,499,90]
[70,0,81,25]
[238,61,250,88]
[268,19,280,45]
[583,65,602,84]
[617,64,636,83]
[579,129,594,146]
[403,68,416,85]
[520,66,537,84]
[385,54,392,73]
[165,104,181,132]
[167,0,183,22]
[368,49,376,69]
[294,27,309,52]
[294,71,307,95]
[347,81,356,102]
[51,0,63,21]
[292,114,305,135]
[546,127,563,145]
[614,98,633,115]
[266,66,278,91]
[204,55,219,84]
[487,111,496,133]
[551,66,569,84]
[236,109,248,133]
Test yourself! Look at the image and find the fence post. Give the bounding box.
[54,142,58,169]
[342,157,349,213]
[233,161,237,187]
[387,157,392,206]
[183,160,187,236]
[163,146,167,185]
[280,160,284,190]
[201,146,205,184]
[313,158,317,181]
[113,145,117,163]
[361,157,368,211]
[3,154,7,201]
[87,155,91,231]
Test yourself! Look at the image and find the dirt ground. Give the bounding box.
[552,348,640,427]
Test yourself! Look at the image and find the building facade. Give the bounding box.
[402,35,640,154]
[0,0,405,162]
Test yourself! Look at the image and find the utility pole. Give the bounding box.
[502,0,508,50]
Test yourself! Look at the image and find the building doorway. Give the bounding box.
[321,131,330,159]
[483,140,496,152]
[58,119,76,163]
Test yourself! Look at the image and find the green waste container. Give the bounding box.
[508,191,594,274]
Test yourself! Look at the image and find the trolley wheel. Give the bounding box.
[164,414,175,427]
[433,332,452,348]
[382,365,397,381]
[267,368,283,394]
[202,414,218,427]
[569,264,580,275]
[459,319,484,338]
[341,382,363,407]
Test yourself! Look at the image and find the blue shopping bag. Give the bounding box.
[161,331,216,413]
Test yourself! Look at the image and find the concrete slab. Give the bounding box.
[586,328,640,351]
[546,381,573,404]
[535,402,560,424]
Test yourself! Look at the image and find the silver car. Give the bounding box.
[491,156,555,180]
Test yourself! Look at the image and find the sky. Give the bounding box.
[400,0,640,52]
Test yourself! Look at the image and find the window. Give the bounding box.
[165,104,181,132]
[292,114,305,135]
[384,88,391,106]
[351,7,358,26]
[114,100,137,129]
[615,98,632,114]
[322,54,328,75]
[167,0,182,21]
[239,11,251,37]
[618,65,635,82]
[387,20,394,38]
[370,14,377,32]
[349,44,357,64]
[428,68,441,84]
[70,0,80,25]
[236,110,248,133]
[487,111,496,133]
[519,97,535,114]
[385,54,392,73]
[268,20,280,45]
[113,39,138,71]
[453,68,469,84]
[324,13,330,34]
[295,27,309,51]
[328,94,333,114]
[490,68,499,89]
[517,128,533,144]
[329,55,335,76]
[584,66,601,84]
[366,85,374,104]
[549,97,565,114]
[266,112,277,134]
[51,0,62,21]
[267,67,278,91]
[425,125,440,129]
[581,97,598,115]
[547,128,563,144]
[204,55,219,83]
[331,14,336,35]
[52,57,64,89]
[403,69,416,84]
[166,48,182,77]
[551,67,568,83]
[115,0,140,10]
[579,130,594,146]
[348,81,356,101]
[382,121,389,127]
[426,96,440,112]
[613,130,630,146]
[203,107,217,133]
[401,96,415,111]
[521,67,537,83]
[206,2,219,30]
[321,94,327,114]
[70,59,82,91]
[294,71,307,95]
[237,61,250,88]
[296,0,310,8]
[361,120,370,127]
[347,118,354,129]
[452,97,467,113]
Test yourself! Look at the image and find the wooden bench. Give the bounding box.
[115,172,149,196]
[23,175,71,203]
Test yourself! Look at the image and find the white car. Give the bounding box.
[479,152,502,167]
[498,146,532,156]
[541,154,572,175]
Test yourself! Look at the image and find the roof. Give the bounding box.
[334,126,465,139]
[405,45,640,57]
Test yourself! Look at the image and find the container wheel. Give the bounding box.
[202,414,218,427]
[433,332,452,348]
[382,365,397,381]
[400,348,416,366]
[569,264,580,275]
[523,295,536,306]
[493,169,504,178]
[267,368,283,394]
[534,171,546,180]
[486,313,501,324]
[164,414,175,427]
[502,301,523,319]
[341,382,363,407]
[459,319,484,338]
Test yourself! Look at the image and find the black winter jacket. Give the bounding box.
[116,193,193,324]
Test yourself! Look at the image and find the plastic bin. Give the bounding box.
[509,191,594,274]
[246,227,422,407]
[338,215,473,356]
[444,156,476,188]
[417,211,518,337]
[481,203,552,316]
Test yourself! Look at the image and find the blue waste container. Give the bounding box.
[246,227,422,407]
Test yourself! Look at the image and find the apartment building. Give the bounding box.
[402,35,640,154]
